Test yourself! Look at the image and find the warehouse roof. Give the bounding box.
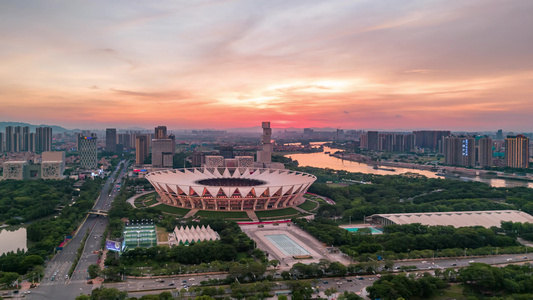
[369,210,533,228]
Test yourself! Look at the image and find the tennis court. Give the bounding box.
[265,234,310,256]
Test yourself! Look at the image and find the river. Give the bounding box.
[286,146,533,189]
[0,226,27,255]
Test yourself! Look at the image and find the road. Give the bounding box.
[28,160,129,300]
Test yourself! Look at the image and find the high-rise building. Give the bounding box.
[152,139,174,168]
[155,126,167,139]
[496,129,503,140]
[443,136,476,167]
[28,133,36,152]
[118,133,132,150]
[135,134,149,165]
[5,126,13,152]
[505,135,529,168]
[78,134,98,169]
[477,137,493,167]
[257,122,273,164]
[105,128,117,152]
[414,130,451,151]
[0,132,4,152]
[36,127,52,152]
[367,131,379,151]
[22,126,30,151]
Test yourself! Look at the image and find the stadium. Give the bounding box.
[145,167,316,211]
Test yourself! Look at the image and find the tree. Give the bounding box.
[88,264,100,279]
[89,287,127,300]
[325,287,338,299]
[281,271,290,280]
[75,295,90,300]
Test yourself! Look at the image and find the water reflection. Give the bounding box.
[286,146,533,188]
[0,226,27,255]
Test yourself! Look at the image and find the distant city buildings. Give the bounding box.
[1,126,52,153]
[151,126,174,168]
[2,151,65,180]
[505,135,529,168]
[360,131,415,152]
[105,128,117,152]
[414,130,451,151]
[78,133,98,169]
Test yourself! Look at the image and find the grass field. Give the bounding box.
[195,210,249,219]
[255,207,300,219]
[429,284,466,300]
[156,204,190,216]
[134,192,157,208]
[298,200,318,211]
[156,226,169,243]
[144,197,159,206]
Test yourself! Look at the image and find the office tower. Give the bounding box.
[36,127,52,152]
[0,132,3,152]
[257,122,273,164]
[152,139,174,168]
[414,130,451,151]
[192,151,205,167]
[105,128,117,152]
[135,134,149,165]
[155,126,167,139]
[443,136,476,167]
[78,134,98,169]
[505,135,529,168]
[5,126,13,152]
[367,131,379,151]
[496,129,503,140]
[477,137,493,167]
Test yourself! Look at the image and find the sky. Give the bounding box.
[1,0,532,131]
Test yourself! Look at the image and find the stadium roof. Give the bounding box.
[369,210,533,228]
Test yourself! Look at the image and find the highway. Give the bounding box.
[28,160,128,300]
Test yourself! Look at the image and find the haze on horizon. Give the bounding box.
[1,0,532,131]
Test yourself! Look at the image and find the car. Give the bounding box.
[347,279,353,282]
[192,283,197,286]
[507,258,513,261]
[451,263,457,266]
[182,280,187,283]
[524,257,528,259]
[323,281,328,284]
[469,260,475,263]
[51,277,55,281]
[189,278,195,281]
[358,277,364,280]
[169,283,175,286]
[368,278,374,281]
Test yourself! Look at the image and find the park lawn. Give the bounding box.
[134,192,157,207]
[195,210,249,219]
[298,200,318,211]
[156,204,190,216]
[429,284,466,300]
[144,197,159,206]
[255,207,300,219]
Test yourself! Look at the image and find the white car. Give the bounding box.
[189,278,195,281]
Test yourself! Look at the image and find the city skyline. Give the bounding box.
[1,1,533,131]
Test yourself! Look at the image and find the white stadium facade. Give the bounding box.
[146,167,317,211]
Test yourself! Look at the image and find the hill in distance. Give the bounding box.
[0,122,72,133]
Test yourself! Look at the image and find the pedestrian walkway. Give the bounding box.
[183,208,199,218]
[126,191,152,208]
[246,210,259,222]
[148,202,161,207]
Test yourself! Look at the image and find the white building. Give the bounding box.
[171,225,220,246]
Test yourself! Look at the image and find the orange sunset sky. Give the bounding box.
[1,1,532,131]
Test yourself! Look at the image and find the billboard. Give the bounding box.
[106,240,122,252]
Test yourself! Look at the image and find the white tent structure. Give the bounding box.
[172,225,220,245]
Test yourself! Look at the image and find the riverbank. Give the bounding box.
[330,152,491,177]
